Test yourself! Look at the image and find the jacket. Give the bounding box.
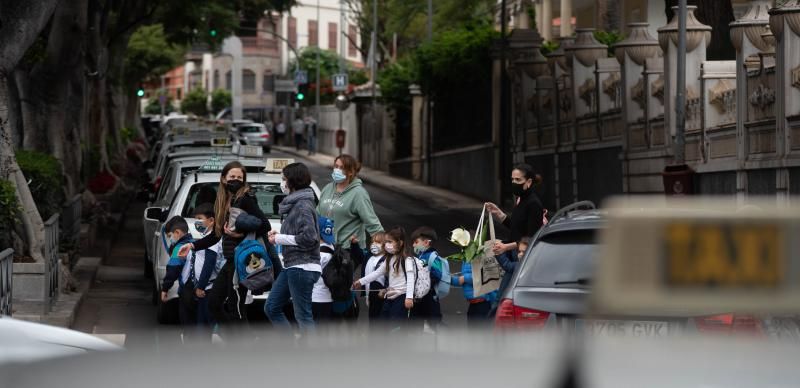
[277,188,320,267]
[181,237,222,291]
[317,179,383,248]
[162,234,193,291]
[193,191,270,260]
[419,249,443,283]
[495,251,518,298]
[502,187,544,243]
[459,261,498,303]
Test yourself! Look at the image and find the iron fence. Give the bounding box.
[0,248,12,315]
[44,214,60,314]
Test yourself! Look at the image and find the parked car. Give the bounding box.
[230,123,272,153]
[143,159,320,323]
[0,316,120,365]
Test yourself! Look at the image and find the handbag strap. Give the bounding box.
[476,204,487,245]
[486,205,496,243]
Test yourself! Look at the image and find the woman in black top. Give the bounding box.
[485,163,544,257]
[178,161,271,326]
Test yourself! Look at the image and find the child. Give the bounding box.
[353,227,416,326]
[312,216,336,322]
[452,228,498,329]
[410,227,445,327]
[363,232,387,322]
[491,237,529,318]
[179,203,221,340]
[161,216,192,304]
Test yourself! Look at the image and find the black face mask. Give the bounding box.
[226,180,244,194]
[511,182,527,197]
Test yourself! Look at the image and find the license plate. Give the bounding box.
[576,319,670,337]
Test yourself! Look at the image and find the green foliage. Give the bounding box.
[541,40,559,56]
[0,180,21,249]
[125,25,185,85]
[16,150,65,219]
[288,47,366,105]
[594,30,625,57]
[181,88,209,116]
[211,89,232,114]
[120,127,138,144]
[145,96,175,115]
[377,57,416,108]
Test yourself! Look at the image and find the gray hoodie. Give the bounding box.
[279,188,320,267]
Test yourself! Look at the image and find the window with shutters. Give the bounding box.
[242,69,256,93]
[328,22,337,51]
[225,71,232,91]
[348,24,357,57]
[263,73,275,92]
[288,17,297,49]
[308,20,318,47]
[213,70,220,90]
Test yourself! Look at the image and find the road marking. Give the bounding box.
[92,325,127,347]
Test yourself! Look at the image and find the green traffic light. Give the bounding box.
[137,89,145,97]
[210,29,217,37]
[296,93,305,101]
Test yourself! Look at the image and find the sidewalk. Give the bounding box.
[274,146,485,211]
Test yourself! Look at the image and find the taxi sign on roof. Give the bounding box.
[264,158,294,173]
[211,137,230,147]
[199,155,223,171]
[237,145,263,158]
[593,197,800,316]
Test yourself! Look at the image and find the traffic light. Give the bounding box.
[136,87,145,97]
[210,29,217,37]
[295,92,305,101]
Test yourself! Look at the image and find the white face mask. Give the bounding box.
[370,244,382,255]
[280,179,290,194]
[384,242,396,254]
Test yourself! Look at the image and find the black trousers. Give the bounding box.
[208,262,249,338]
[312,302,333,323]
[467,300,493,329]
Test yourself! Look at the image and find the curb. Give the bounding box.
[273,146,485,211]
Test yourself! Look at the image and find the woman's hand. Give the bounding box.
[177,243,193,258]
[492,242,514,256]
[224,222,244,238]
[404,298,414,309]
[485,202,505,221]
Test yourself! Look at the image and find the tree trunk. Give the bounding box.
[665,0,736,61]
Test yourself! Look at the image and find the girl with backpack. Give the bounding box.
[352,227,417,326]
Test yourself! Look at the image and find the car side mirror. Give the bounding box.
[145,207,167,222]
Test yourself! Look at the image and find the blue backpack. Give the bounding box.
[234,239,274,293]
[428,252,451,299]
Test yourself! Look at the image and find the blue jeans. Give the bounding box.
[265,268,320,331]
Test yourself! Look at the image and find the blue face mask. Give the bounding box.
[167,237,176,247]
[195,220,208,234]
[331,168,347,183]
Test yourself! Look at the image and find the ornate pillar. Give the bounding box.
[542,0,553,41]
[657,6,711,141]
[613,23,661,126]
[565,29,607,119]
[560,0,572,37]
[509,27,549,155]
[770,1,800,157]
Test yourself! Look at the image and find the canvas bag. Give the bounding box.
[471,204,502,296]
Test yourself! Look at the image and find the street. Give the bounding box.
[73,150,487,348]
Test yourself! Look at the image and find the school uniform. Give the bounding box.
[359,256,416,322]
[363,254,387,320]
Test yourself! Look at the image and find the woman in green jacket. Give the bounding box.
[317,154,384,248]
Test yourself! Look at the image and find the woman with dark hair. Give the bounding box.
[485,163,545,256]
[178,161,271,327]
[317,154,383,248]
[265,162,321,332]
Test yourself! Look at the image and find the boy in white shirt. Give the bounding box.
[312,216,336,322]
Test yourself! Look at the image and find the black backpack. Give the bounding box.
[321,245,355,302]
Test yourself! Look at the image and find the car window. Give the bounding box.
[156,166,177,202]
[239,126,263,133]
[181,182,282,218]
[516,229,597,288]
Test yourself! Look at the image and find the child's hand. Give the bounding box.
[458,276,465,286]
[177,243,193,257]
[352,280,362,290]
[160,291,168,303]
[404,298,414,309]
[350,235,359,244]
[195,288,206,298]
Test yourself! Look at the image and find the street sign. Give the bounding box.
[332,73,348,92]
[593,197,800,316]
[294,70,308,85]
[275,80,296,93]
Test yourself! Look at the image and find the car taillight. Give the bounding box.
[694,313,763,335]
[260,133,270,139]
[494,299,550,329]
[153,176,163,191]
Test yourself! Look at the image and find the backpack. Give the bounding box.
[234,238,274,294]
[427,253,451,299]
[321,245,355,302]
[403,257,431,300]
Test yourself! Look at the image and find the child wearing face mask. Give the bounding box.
[362,232,387,322]
[161,216,193,304]
[490,237,530,318]
[410,226,446,329]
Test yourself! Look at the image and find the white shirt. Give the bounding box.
[180,234,222,290]
[312,243,334,303]
[276,122,286,134]
[363,255,387,295]
[359,256,415,300]
[276,234,322,273]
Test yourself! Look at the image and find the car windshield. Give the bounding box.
[181,182,283,218]
[516,229,597,288]
[239,125,263,133]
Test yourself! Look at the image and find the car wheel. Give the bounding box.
[144,253,153,279]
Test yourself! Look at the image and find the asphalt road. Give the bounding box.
[73,149,504,347]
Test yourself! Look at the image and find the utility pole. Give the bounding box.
[675,0,687,164]
[425,0,433,185]
[160,75,166,117]
[371,0,378,112]
[499,0,509,201]
[316,0,321,126]
[427,0,432,40]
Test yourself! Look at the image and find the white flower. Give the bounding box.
[450,228,471,247]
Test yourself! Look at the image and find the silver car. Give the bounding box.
[231,123,272,153]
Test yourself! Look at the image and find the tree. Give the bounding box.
[288,47,369,105]
[211,89,232,114]
[181,88,209,116]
